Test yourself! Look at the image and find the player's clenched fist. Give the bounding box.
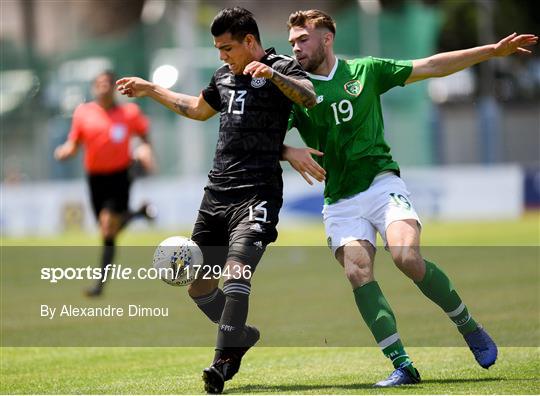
[243,61,274,79]
[116,77,153,98]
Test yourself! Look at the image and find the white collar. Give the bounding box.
[307,57,339,81]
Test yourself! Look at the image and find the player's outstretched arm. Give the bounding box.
[54,140,79,161]
[116,77,217,121]
[281,144,326,185]
[406,33,538,84]
[243,62,317,108]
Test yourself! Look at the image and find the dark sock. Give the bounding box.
[120,210,137,230]
[191,288,225,323]
[97,238,115,289]
[214,279,251,361]
[120,203,148,230]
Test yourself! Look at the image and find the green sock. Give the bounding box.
[415,260,478,335]
[353,281,413,369]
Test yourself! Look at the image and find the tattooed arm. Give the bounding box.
[244,61,317,108]
[270,72,317,108]
[116,77,217,121]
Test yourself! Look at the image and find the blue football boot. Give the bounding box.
[463,325,498,369]
[374,362,421,387]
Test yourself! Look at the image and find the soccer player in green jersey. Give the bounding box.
[283,9,537,387]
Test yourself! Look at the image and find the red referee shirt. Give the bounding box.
[68,101,149,174]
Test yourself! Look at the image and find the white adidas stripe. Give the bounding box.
[224,288,251,295]
[223,284,251,295]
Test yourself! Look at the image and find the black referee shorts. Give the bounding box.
[87,168,131,219]
[191,188,282,272]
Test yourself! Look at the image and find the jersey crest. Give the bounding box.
[344,80,362,96]
[251,77,267,88]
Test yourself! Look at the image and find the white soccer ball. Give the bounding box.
[152,236,203,286]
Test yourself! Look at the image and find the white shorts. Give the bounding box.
[322,172,421,255]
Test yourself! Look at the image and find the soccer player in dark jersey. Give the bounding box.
[283,9,537,387]
[116,7,317,394]
[55,70,156,297]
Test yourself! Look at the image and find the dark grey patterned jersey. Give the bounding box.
[202,48,308,196]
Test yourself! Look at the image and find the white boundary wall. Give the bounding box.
[1,165,523,237]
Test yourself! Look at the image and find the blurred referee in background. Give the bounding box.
[55,70,157,297]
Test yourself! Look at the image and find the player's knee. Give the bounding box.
[345,267,373,286]
[392,247,420,267]
[99,211,121,239]
[391,247,424,279]
[344,257,373,286]
[227,243,261,280]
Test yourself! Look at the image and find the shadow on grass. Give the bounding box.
[226,377,507,394]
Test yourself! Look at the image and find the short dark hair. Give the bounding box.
[210,7,261,43]
[94,70,116,84]
[288,9,336,36]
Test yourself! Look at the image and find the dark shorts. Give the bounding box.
[191,188,282,272]
[87,169,131,219]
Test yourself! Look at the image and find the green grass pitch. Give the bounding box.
[1,214,539,394]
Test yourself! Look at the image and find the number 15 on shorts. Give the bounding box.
[249,201,267,222]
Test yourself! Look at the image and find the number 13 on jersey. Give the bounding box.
[228,90,247,115]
